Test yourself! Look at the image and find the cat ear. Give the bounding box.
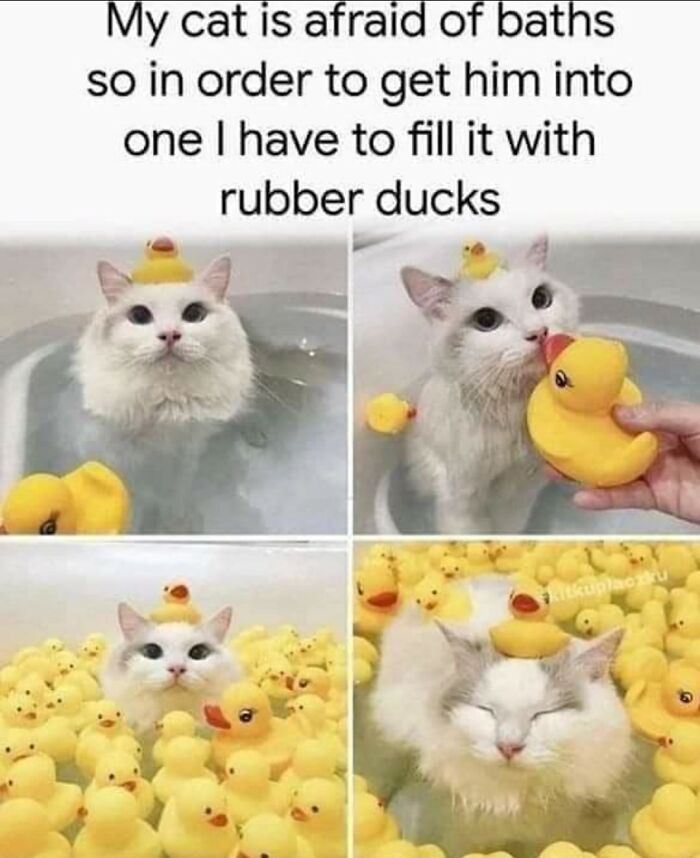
[97,261,132,305]
[573,628,624,680]
[199,254,231,301]
[203,607,233,643]
[117,603,151,641]
[436,622,491,675]
[401,267,454,320]
[522,234,549,270]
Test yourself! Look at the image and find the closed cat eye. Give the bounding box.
[532,705,569,720]
[140,643,164,660]
[474,705,494,715]
[470,308,503,332]
[188,643,212,661]
[532,284,553,309]
[182,302,208,323]
[127,305,153,325]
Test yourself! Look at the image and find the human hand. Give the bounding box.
[572,400,700,525]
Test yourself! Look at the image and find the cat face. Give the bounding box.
[115,603,234,694]
[402,236,579,390]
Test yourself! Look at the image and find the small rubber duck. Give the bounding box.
[73,787,161,858]
[365,393,416,435]
[378,843,447,858]
[149,580,202,625]
[465,542,495,574]
[631,783,700,858]
[53,651,102,701]
[2,692,43,729]
[289,777,347,858]
[221,749,288,824]
[1,461,130,535]
[255,655,296,701]
[413,573,472,622]
[354,563,401,635]
[355,790,400,858]
[490,583,569,658]
[131,236,194,284]
[626,662,700,740]
[0,728,41,787]
[152,710,207,767]
[0,797,71,858]
[278,739,342,804]
[159,777,237,858]
[76,700,132,778]
[152,735,217,805]
[44,684,87,732]
[575,605,625,638]
[460,239,501,280]
[538,846,596,858]
[285,696,344,769]
[86,750,155,820]
[654,722,700,788]
[204,682,298,775]
[666,599,700,658]
[613,646,667,690]
[353,636,379,686]
[78,635,108,676]
[41,638,65,657]
[597,848,641,858]
[35,713,78,765]
[6,753,82,831]
[527,335,658,487]
[656,544,698,585]
[233,813,315,858]
[546,578,581,623]
[15,673,49,706]
[292,666,331,700]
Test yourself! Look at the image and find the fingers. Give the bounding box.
[543,464,569,483]
[573,481,657,511]
[615,401,700,453]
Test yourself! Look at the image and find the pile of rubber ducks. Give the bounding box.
[355,540,700,858]
[0,581,347,858]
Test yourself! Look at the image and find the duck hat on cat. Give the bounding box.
[131,236,194,284]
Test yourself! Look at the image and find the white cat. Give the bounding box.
[402,236,579,534]
[370,578,634,856]
[101,603,240,734]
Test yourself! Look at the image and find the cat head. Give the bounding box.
[92,255,246,368]
[114,603,234,694]
[401,236,579,393]
[438,625,625,770]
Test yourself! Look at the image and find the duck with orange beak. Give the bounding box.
[490,581,569,658]
[149,580,202,625]
[354,563,401,636]
[527,333,658,487]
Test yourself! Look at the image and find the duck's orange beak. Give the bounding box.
[658,736,669,747]
[170,584,189,600]
[0,524,6,535]
[542,334,574,367]
[209,812,228,827]
[121,781,137,792]
[367,591,398,609]
[286,675,295,690]
[471,242,485,256]
[203,704,231,730]
[291,806,309,822]
[511,593,540,614]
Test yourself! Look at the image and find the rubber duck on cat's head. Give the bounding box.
[131,235,194,284]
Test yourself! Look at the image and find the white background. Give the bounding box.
[0,1,698,239]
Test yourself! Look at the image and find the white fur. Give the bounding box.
[101,604,239,734]
[371,578,633,854]
[403,236,579,534]
[75,255,253,435]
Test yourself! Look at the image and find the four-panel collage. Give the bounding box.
[0,228,699,857]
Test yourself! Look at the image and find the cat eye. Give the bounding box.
[127,305,153,325]
[39,519,57,536]
[532,284,553,309]
[140,643,164,660]
[532,706,569,720]
[470,307,503,332]
[474,705,494,715]
[182,302,208,323]
[188,644,212,661]
[554,370,572,389]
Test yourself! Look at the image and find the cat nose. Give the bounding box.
[168,665,187,677]
[497,742,524,761]
[158,330,182,346]
[525,326,548,343]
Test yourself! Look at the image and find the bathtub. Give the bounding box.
[353,229,700,535]
[0,240,347,535]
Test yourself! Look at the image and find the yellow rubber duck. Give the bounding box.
[158,778,237,858]
[204,682,299,775]
[365,393,416,435]
[631,783,700,858]
[597,848,642,858]
[546,578,581,623]
[379,843,447,858]
[41,638,65,657]
[1,461,130,535]
[354,563,401,635]
[413,573,472,622]
[538,846,596,858]
[152,735,217,804]
[34,713,78,765]
[0,728,41,789]
[152,710,207,767]
[6,753,81,831]
[255,655,296,701]
[75,700,132,778]
[86,750,155,820]
[221,749,288,824]
[2,692,43,729]
[654,722,700,788]
[354,790,400,858]
[73,787,161,858]
[130,236,194,284]
[575,605,625,638]
[0,797,71,858]
[53,652,102,702]
[289,777,347,858]
[354,636,379,685]
[285,696,344,770]
[149,580,202,625]
[626,662,700,740]
[15,673,49,706]
[292,666,331,699]
[656,544,698,585]
[78,634,108,676]
[278,738,342,804]
[666,598,700,658]
[233,813,315,858]
[461,240,501,280]
[45,684,88,732]
[490,583,569,658]
[613,645,667,691]
[527,335,658,487]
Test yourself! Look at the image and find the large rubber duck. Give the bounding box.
[355,790,400,858]
[221,749,287,824]
[365,393,416,435]
[461,240,502,280]
[204,682,298,775]
[73,787,161,858]
[86,750,155,820]
[490,582,569,658]
[149,581,202,625]
[527,335,658,487]
[233,813,315,858]
[5,753,82,831]
[626,662,700,740]
[354,563,401,635]
[412,573,472,622]
[158,777,237,858]
[0,797,71,858]
[1,462,130,535]
[630,783,700,858]
[289,777,347,858]
[152,735,217,805]
[130,236,194,284]
[654,722,700,788]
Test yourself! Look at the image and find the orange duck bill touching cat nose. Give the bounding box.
[542,333,575,366]
[367,591,399,610]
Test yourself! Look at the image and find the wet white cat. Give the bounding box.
[402,236,579,534]
[101,603,240,734]
[371,579,634,856]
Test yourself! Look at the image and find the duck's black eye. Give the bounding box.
[532,284,553,309]
[188,644,212,661]
[127,305,153,325]
[554,370,570,389]
[140,643,163,660]
[39,519,57,536]
[471,307,503,332]
[311,805,320,813]
[679,691,694,704]
[239,708,254,723]
[182,302,208,323]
